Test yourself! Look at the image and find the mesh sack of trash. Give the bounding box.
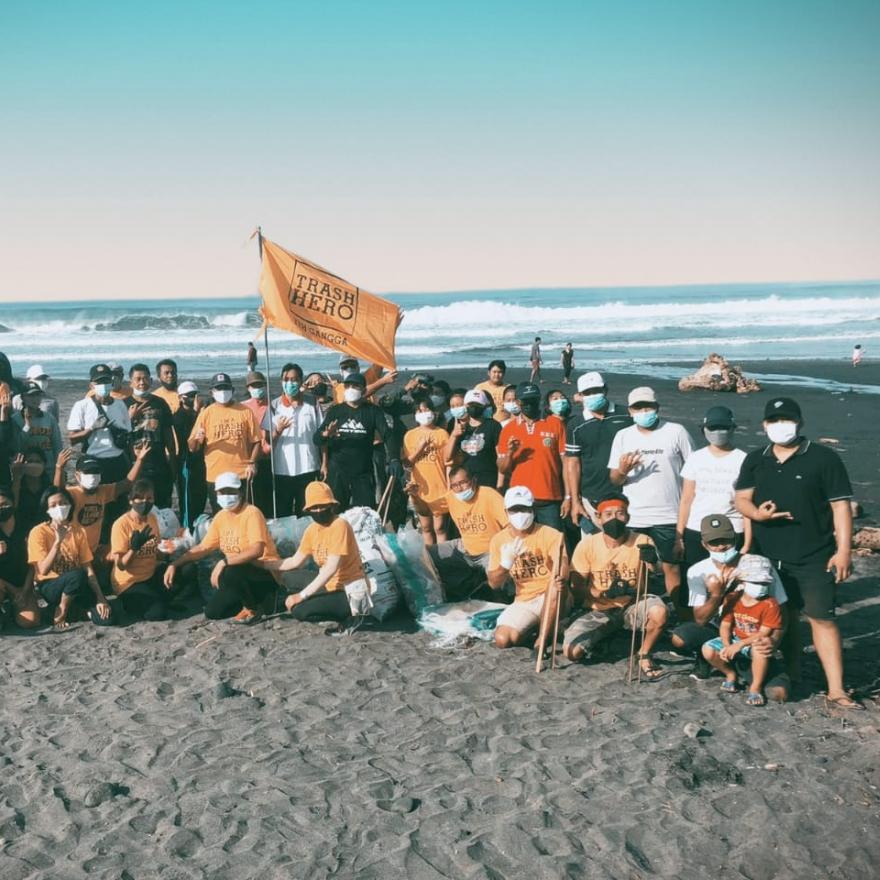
[266,515,313,558]
[417,600,507,646]
[372,529,444,616]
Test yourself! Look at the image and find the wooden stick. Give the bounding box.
[377,476,394,525]
[627,560,647,684]
[637,561,650,684]
[535,535,566,673]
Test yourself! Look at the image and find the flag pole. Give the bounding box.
[256,226,278,519]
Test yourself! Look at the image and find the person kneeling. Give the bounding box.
[562,493,666,679]
[110,479,170,621]
[702,571,783,707]
[0,485,41,629]
[262,481,364,622]
[164,471,279,623]
[487,486,567,649]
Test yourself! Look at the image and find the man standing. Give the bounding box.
[13,381,63,475]
[560,343,574,385]
[153,359,181,414]
[476,359,508,421]
[12,365,60,421]
[529,337,543,384]
[734,397,860,709]
[173,381,207,528]
[332,354,396,403]
[246,341,258,372]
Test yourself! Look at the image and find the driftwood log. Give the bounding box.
[678,353,761,394]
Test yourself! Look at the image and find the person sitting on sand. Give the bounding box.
[260,481,364,622]
[164,471,279,624]
[702,557,784,707]
[487,486,567,649]
[28,486,113,629]
[0,484,40,629]
[562,493,666,679]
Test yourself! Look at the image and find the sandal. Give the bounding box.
[232,607,261,625]
[825,694,865,711]
[637,653,666,682]
[745,691,765,707]
[719,680,739,694]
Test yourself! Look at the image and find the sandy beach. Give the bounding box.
[2,361,879,879]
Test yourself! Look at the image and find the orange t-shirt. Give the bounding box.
[190,402,260,482]
[298,517,364,592]
[446,485,508,556]
[722,594,783,640]
[571,531,656,611]
[498,417,566,501]
[200,504,278,560]
[489,524,565,602]
[110,512,161,593]
[475,380,507,422]
[28,522,94,581]
[403,426,450,512]
[69,484,118,551]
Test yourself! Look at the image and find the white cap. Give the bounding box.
[628,386,657,406]
[736,554,775,584]
[504,485,534,509]
[178,381,198,395]
[464,389,489,406]
[215,472,242,491]
[577,371,605,393]
[26,364,49,380]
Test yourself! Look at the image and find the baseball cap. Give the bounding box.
[627,386,657,407]
[338,353,359,366]
[577,371,606,393]
[210,372,233,389]
[464,389,489,406]
[504,485,535,509]
[703,406,735,429]
[516,382,541,400]
[178,381,198,395]
[343,371,367,387]
[246,371,266,385]
[736,554,775,585]
[215,472,242,491]
[764,397,801,421]
[26,364,48,381]
[75,455,102,474]
[89,363,113,383]
[21,381,44,396]
[412,372,434,386]
[700,514,736,544]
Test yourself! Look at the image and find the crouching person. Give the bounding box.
[487,486,567,649]
[562,493,667,680]
[28,486,114,628]
[164,471,279,623]
[110,478,169,621]
[260,482,363,622]
[0,485,41,629]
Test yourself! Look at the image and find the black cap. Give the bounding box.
[21,381,44,396]
[211,372,233,389]
[75,455,102,474]
[412,372,434,385]
[343,371,367,387]
[700,514,736,543]
[764,397,801,421]
[90,363,113,382]
[703,406,735,429]
[516,382,541,400]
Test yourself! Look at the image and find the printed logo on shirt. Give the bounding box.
[594,560,638,591]
[461,434,486,456]
[459,510,489,534]
[211,417,248,443]
[77,500,105,528]
[339,419,368,435]
[512,549,550,581]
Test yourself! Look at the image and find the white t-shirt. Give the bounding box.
[263,396,320,477]
[680,446,747,533]
[686,555,787,609]
[607,420,694,528]
[67,396,131,459]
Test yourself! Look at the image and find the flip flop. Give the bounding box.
[719,680,739,694]
[825,695,865,711]
[745,691,765,707]
[637,654,667,682]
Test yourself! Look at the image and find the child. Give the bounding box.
[702,560,783,706]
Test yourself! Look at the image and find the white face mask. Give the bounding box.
[132,387,149,398]
[35,379,48,392]
[414,411,435,426]
[216,493,239,510]
[48,504,71,523]
[743,581,769,599]
[341,368,355,379]
[508,511,535,532]
[213,389,233,405]
[766,421,798,445]
[503,401,520,415]
[344,387,363,403]
[78,473,101,491]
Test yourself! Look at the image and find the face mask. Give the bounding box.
[415,411,435,426]
[466,404,483,420]
[766,421,798,445]
[344,387,363,403]
[550,399,571,417]
[180,395,195,409]
[602,518,627,540]
[213,389,233,405]
[520,401,540,420]
[131,500,153,516]
[35,379,48,392]
[704,428,732,447]
[216,493,239,510]
[310,509,335,526]
[503,402,520,415]
[341,368,355,379]
[249,387,266,400]
[48,504,71,523]
[508,511,535,531]
[583,393,607,413]
[0,506,14,522]
[709,547,738,565]
[633,410,659,429]
[430,394,446,410]
[454,487,475,502]
[132,387,149,398]
[743,581,769,600]
[78,473,101,491]
[283,381,300,397]
[94,383,112,398]
[450,406,467,420]
[23,462,45,477]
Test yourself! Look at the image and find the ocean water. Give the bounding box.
[1,281,878,386]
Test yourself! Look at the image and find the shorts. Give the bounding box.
[704,636,752,659]
[412,495,449,517]
[496,594,545,634]
[632,524,677,563]
[672,621,718,656]
[563,595,665,650]
[774,560,836,621]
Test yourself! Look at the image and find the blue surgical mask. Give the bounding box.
[216,493,240,510]
[503,402,520,415]
[743,581,769,599]
[709,547,738,565]
[94,383,111,398]
[550,399,571,417]
[249,387,266,400]
[454,487,475,502]
[283,381,300,397]
[633,411,659,429]
[450,406,467,419]
[583,393,607,413]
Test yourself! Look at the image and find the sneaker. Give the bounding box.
[232,607,261,625]
[689,656,712,681]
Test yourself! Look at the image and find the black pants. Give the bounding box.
[252,458,275,520]
[177,460,208,529]
[39,568,115,626]
[144,467,174,510]
[327,466,375,512]
[274,471,320,518]
[119,571,170,621]
[204,563,278,619]
[291,590,350,622]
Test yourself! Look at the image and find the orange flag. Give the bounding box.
[258,237,402,370]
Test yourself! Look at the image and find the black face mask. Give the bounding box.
[311,509,335,526]
[520,400,541,420]
[466,404,484,420]
[602,519,627,540]
[0,506,14,522]
[132,500,153,516]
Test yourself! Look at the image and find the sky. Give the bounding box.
[1,0,879,301]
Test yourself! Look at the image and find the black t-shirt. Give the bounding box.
[172,406,205,474]
[734,440,852,564]
[451,418,501,487]
[315,402,396,476]
[0,520,29,587]
[562,349,574,368]
[565,404,633,504]
[125,394,173,476]
[16,477,51,535]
